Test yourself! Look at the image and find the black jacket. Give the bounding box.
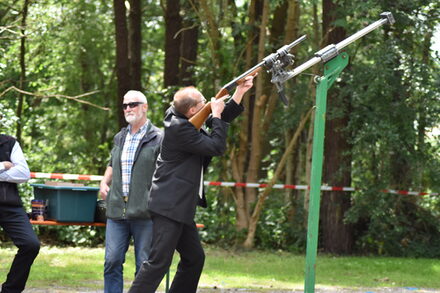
[148,100,244,225]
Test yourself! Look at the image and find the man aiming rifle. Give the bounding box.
[128,77,255,293]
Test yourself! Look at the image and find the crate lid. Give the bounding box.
[44,181,85,187]
[30,183,99,191]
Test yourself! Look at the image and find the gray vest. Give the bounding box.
[0,135,21,206]
[105,124,162,219]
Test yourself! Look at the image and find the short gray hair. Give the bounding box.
[173,86,201,115]
[123,90,148,104]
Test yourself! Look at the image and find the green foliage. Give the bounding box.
[337,0,440,256]
[346,188,440,257]
[196,188,307,252]
[0,104,18,135]
[254,195,307,252]
[36,225,105,247]
[195,189,241,247]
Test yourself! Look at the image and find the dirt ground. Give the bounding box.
[198,288,439,293]
[23,287,439,293]
[216,288,436,293]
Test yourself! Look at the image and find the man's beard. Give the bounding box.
[125,112,142,124]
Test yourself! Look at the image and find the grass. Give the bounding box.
[201,249,440,290]
[0,244,439,291]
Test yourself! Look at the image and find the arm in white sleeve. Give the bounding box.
[0,141,31,183]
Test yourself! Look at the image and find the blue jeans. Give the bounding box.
[104,218,153,293]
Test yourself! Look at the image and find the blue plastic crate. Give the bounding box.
[31,184,99,222]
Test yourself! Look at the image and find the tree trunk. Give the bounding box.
[269,1,287,46]
[284,130,294,203]
[244,0,269,232]
[233,0,300,239]
[113,0,131,128]
[231,0,258,232]
[242,0,303,248]
[320,0,353,254]
[16,0,29,144]
[389,56,410,189]
[304,3,320,215]
[164,0,182,87]
[179,0,198,86]
[198,0,222,88]
[243,108,313,248]
[281,0,300,204]
[129,0,142,90]
[415,31,432,188]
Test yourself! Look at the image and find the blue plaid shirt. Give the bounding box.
[121,121,150,198]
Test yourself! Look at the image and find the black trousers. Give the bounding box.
[128,213,205,293]
[0,205,40,293]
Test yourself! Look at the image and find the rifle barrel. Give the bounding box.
[222,61,265,93]
[284,35,307,52]
[221,35,307,93]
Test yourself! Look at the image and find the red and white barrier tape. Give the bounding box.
[380,189,438,196]
[30,172,103,181]
[30,172,439,196]
[205,181,356,192]
[205,182,438,196]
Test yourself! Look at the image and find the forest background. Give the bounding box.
[0,0,439,257]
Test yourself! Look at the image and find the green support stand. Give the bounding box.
[304,52,349,293]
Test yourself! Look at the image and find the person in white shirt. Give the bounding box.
[0,134,40,293]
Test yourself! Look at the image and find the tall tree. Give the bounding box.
[199,0,222,87]
[230,0,263,233]
[113,0,131,127]
[179,0,199,86]
[279,0,300,205]
[129,0,142,90]
[163,0,182,88]
[113,0,143,128]
[241,0,307,249]
[320,0,353,254]
[15,0,30,144]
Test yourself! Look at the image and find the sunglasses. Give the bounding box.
[122,102,144,110]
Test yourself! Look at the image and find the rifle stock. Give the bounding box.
[189,67,262,130]
[188,102,212,130]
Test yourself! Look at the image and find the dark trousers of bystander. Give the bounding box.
[0,205,40,293]
[128,213,205,293]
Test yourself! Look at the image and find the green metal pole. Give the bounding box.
[304,53,349,293]
[304,73,328,293]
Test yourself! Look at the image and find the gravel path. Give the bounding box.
[198,288,439,293]
[24,287,439,293]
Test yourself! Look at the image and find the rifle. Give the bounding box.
[189,35,307,130]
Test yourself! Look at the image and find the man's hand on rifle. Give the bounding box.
[231,74,257,104]
[211,95,228,118]
[188,72,256,129]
